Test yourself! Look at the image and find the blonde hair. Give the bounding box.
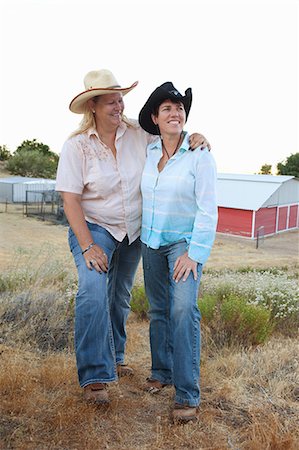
[69,97,136,138]
[69,107,95,138]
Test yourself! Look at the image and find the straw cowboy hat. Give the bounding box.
[138,82,192,135]
[69,69,138,114]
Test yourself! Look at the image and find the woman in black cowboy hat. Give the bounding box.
[139,82,218,423]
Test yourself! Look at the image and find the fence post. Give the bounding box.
[256,226,265,249]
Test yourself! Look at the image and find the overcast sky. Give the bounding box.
[0,0,297,174]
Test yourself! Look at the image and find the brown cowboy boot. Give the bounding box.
[83,383,109,405]
[172,403,198,423]
[117,364,134,377]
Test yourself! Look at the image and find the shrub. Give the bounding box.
[220,295,274,345]
[5,139,59,178]
[131,285,149,320]
[199,294,217,322]
[6,150,58,178]
[200,269,299,335]
[199,293,274,347]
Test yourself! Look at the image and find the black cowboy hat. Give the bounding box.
[138,82,192,135]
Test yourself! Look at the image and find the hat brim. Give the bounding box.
[69,81,138,114]
[138,87,192,135]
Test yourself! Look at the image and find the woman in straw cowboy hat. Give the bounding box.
[138,82,217,423]
[55,69,209,405]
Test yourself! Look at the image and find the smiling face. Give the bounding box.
[88,93,125,130]
[151,99,186,137]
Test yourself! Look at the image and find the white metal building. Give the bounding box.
[0,177,56,203]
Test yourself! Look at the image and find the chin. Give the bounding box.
[111,117,122,125]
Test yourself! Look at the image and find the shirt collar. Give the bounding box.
[87,121,128,140]
[87,127,99,139]
[148,131,190,153]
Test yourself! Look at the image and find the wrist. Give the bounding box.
[81,242,95,255]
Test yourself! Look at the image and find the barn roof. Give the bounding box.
[217,173,295,211]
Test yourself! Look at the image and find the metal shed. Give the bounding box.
[216,174,299,238]
[0,177,56,203]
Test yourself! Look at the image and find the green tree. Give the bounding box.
[5,139,58,179]
[14,139,53,156]
[277,153,299,178]
[259,164,272,174]
[0,145,11,161]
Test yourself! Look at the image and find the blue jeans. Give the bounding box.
[142,240,202,407]
[68,223,141,387]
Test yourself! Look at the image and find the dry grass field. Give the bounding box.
[0,203,298,275]
[0,207,298,449]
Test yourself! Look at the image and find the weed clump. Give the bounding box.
[199,293,273,347]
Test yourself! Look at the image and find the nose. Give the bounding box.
[114,100,124,112]
[170,110,179,117]
[170,106,181,116]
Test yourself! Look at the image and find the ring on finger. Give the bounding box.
[90,259,96,265]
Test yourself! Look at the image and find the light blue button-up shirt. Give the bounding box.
[141,132,218,265]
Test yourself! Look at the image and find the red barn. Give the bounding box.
[216,174,299,238]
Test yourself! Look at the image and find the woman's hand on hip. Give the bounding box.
[173,251,198,283]
[83,244,108,273]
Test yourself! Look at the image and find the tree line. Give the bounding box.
[259,153,299,178]
[0,140,298,179]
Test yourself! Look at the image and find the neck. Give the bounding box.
[96,123,117,143]
[161,132,183,159]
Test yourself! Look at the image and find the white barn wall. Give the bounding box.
[0,182,13,202]
[0,177,56,203]
[13,181,56,202]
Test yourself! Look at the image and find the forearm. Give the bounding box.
[61,192,93,251]
[61,192,108,272]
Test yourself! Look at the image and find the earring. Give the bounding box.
[92,110,95,114]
